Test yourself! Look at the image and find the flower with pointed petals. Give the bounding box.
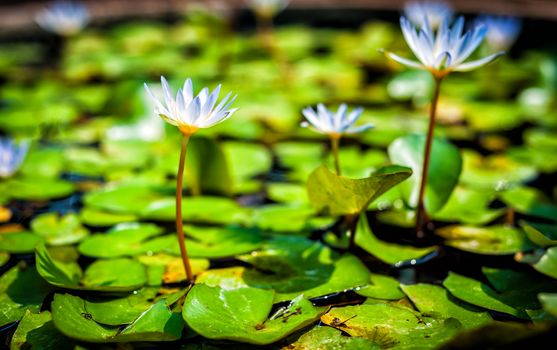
[36,1,89,36]
[248,0,290,18]
[0,138,29,179]
[301,104,373,139]
[404,1,453,30]
[384,16,504,79]
[477,15,522,51]
[144,77,238,136]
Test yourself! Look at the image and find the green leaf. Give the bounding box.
[1,178,75,201]
[31,213,89,246]
[283,325,381,350]
[51,293,183,342]
[19,148,65,179]
[10,311,73,350]
[321,303,462,349]
[533,247,557,279]
[80,207,138,227]
[521,221,557,247]
[82,258,147,290]
[355,214,435,265]
[539,293,557,317]
[0,265,53,327]
[356,273,404,300]
[183,284,325,345]
[436,225,535,255]
[307,165,412,216]
[84,288,158,326]
[401,284,492,329]
[36,245,82,287]
[0,232,44,253]
[388,134,462,214]
[433,186,503,225]
[500,186,557,221]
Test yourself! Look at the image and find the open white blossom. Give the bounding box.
[477,15,522,51]
[384,16,504,78]
[144,76,238,136]
[301,104,373,138]
[0,138,29,178]
[36,1,89,36]
[404,1,453,30]
[248,0,289,18]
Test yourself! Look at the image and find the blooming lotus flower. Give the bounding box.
[384,16,504,79]
[248,0,289,18]
[0,138,29,178]
[301,104,373,139]
[36,1,89,36]
[404,1,453,30]
[477,15,522,51]
[144,77,238,136]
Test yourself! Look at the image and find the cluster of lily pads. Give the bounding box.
[1,0,557,349]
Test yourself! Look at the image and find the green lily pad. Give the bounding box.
[31,213,89,246]
[356,273,405,300]
[500,186,557,221]
[388,134,462,214]
[80,207,138,227]
[250,204,331,232]
[521,221,557,247]
[20,148,65,179]
[283,325,381,350]
[401,284,492,329]
[78,222,163,258]
[436,225,535,255]
[443,269,555,319]
[0,232,44,253]
[267,183,309,204]
[51,293,184,342]
[10,310,73,350]
[0,265,53,327]
[433,186,503,225]
[321,303,462,349]
[539,293,557,317]
[307,165,412,216]
[84,184,166,215]
[0,252,9,266]
[1,178,75,201]
[183,284,325,345]
[355,214,435,265]
[223,141,272,193]
[533,247,557,279]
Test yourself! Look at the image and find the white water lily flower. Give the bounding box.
[404,1,453,30]
[248,0,289,18]
[0,138,30,178]
[144,76,238,136]
[36,1,89,36]
[301,104,373,138]
[477,15,522,51]
[384,16,504,78]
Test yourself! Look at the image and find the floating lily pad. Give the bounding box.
[539,293,557,317]
[20,148,65,179]
[84,288,158,326]
[355,214,435,265]
[433,187,503,225]
[307,165,412,216]
[0,178,75,201]
[250,204,330,232]
[283,325,381,350]
[183,284,325,345]
[52,293,184,342]
[391,135,463,215]
[10,310,73,350]
[31,212,89,246]
[267,183,309,204]
[321,303,462,349]
[0,231,44,253]
[500,186,557,221]
[436,225,535,255]
[0,265,53,327]
[138,254,209,284]
[521,221,557,247]
[80,207,138,227]
[532,247,557,280]
[401,284,492,329]
[223,141,272,193]
[356,273,404,300]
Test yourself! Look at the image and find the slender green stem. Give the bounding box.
[330,136,341,176]
[415,77,443,235]
[176,134,194,283]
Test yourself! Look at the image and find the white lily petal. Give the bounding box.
[384,51,425,69]
[453,51,504,71]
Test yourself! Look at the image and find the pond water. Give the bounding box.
[1,2,557,349]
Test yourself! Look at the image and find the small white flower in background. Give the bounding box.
[383,16,504,78]
[0,138,30,178]
[36,0,90,36]
[477,15,522,51]
[144,76,238,136]
[301,104,373,138]
[404,1,453,30]
[248,0,290,18]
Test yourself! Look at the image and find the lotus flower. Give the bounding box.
[0,138,29,178]
[301,104,373,139]
[404,1,453,30]
[36,1,89,36]
[477,15,522,51]
[144,76,238,136]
